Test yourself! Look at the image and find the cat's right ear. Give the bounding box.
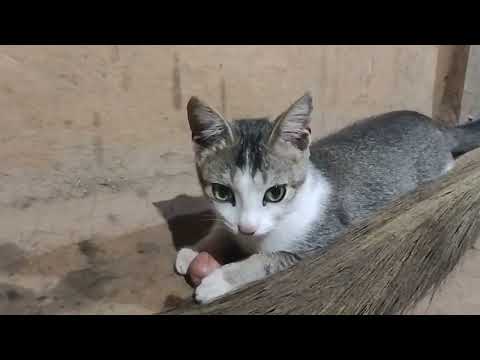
[187,97,234,150]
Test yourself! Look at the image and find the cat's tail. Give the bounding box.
[443,118,480,156]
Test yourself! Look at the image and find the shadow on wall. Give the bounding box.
[153,194,214,250]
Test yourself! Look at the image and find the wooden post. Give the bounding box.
[432,45,470,125]
[460,46,480,123]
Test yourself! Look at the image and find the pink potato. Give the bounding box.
[187,252,221,287]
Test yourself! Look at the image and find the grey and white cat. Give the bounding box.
[175,92,480,304]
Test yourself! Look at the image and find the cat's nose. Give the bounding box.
[238,224,257,236]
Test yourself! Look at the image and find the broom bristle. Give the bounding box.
[162,150,480,315]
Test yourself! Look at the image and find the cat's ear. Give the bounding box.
[187,97,234,149]
[268,92,313,151]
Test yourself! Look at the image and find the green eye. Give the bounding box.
[211,183,235,205]
[263,185,287,204]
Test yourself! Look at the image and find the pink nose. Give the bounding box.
[238,224,257,236]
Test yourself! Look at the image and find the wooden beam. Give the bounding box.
[460,46,480,123]
[433,45,470,125]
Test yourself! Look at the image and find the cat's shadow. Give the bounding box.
[154,194,246,264]
[153,194,214,250]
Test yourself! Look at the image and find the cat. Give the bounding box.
[175,92,480,304]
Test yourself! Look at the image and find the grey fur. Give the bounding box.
[296,112,480,252]
[197,118,307,187]
[300,111,456,251]
[179,93,480,304]
[444,117,480,156]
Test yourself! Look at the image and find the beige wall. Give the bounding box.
[0,45,443,254]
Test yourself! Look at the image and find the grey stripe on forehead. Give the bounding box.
[231,118,273,177]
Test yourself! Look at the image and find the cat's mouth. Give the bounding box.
[235,229,269,239]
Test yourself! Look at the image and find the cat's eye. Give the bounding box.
[211,183,235,205]
[263,185,287,205]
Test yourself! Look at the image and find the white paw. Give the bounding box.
[194,268,234,304]
[175,248,198,275]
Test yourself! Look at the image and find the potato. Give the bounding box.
[187,252,221,287]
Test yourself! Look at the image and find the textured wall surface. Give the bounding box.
[5,45,477,314]
[0,45,440,253]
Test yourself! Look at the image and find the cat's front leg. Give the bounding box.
[175,223,230,275]
[195,251,301,304]
[175,248,200,275]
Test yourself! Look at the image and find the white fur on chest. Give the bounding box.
[234,167,331,254]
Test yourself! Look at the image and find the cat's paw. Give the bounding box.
[194,268,234,304]
[175,248,198,275]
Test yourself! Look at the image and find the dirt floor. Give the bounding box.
[0,194,212,315]
[1,189,480,314]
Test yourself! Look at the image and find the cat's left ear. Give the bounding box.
[268,92,313,151]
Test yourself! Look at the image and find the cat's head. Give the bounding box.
[187,93,313,238]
